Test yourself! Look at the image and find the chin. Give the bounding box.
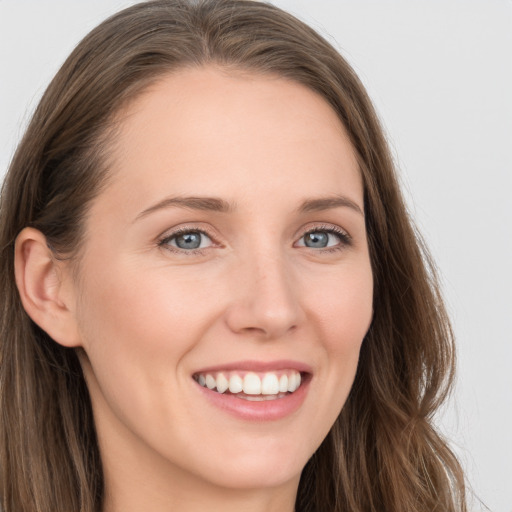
[190,440,310,491]
[205,461,303,491]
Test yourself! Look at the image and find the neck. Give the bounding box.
[103,484,297,512]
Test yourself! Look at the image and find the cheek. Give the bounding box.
[74,266,195,402]
[74,262,225,445]
[78,263,215,355]
[305,262,373,419]
[74,259,235,421]
[310,263,373,349]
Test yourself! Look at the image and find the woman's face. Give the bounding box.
[71,67,373,494]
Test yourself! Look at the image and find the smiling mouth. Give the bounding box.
[193,369,304,401]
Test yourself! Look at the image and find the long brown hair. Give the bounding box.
[0,1,466,511]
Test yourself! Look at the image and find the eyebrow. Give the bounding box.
[298,196,364,216]
[134,193,364,222]
[134,196,234,221]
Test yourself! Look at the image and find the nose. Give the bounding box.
[224,251,304,340]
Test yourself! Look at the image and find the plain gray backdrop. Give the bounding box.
[1,1,511,511]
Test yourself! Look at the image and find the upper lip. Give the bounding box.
[193,359,313,374]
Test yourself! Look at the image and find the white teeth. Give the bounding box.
[216,373,229,393]
[288,372,301,392]
[243,372,261,395]
[261,373,280,394]
[205,374,216,390]
[278,374,288,393]
[228,374,243,394]
[196,370,303,396]
[287,373,295,392]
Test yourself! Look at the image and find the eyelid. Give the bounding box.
[157,224,221,254]
[294,223,352,249]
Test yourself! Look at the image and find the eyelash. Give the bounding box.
[299,225,352,253]
[158,227,216,256]
[157,224,352,255]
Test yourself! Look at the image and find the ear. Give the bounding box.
[14,227,81,347]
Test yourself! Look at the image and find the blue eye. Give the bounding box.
[296,228,350,249]
[303,232,330,248]
[161,230,213,251]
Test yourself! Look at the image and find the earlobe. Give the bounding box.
[14,227,81,348]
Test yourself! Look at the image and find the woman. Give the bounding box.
[0,1,467,511]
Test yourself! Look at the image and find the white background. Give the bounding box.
[1,1,511,511]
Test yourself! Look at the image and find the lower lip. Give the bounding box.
[194,375,310,421]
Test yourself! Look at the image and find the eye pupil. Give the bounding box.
[175,232,202,249]
[304,232,329,248]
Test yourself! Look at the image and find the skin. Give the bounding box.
[16,67,374,512]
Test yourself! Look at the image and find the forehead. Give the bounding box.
[98,66,362,215]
